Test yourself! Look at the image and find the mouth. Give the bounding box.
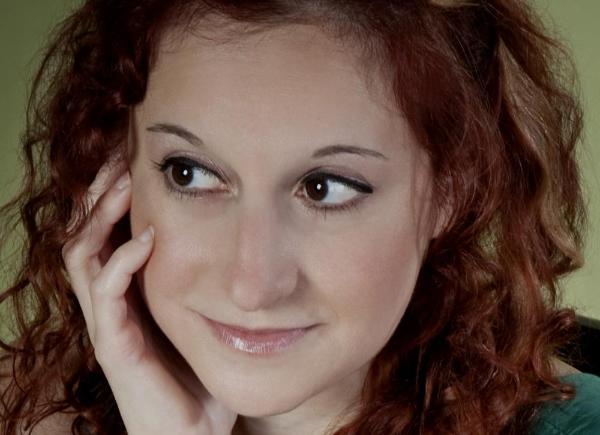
[197,314,318,356]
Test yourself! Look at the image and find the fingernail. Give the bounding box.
[115,172,131,190]
[138,225,154,242]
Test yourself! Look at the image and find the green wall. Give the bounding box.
[0,1,598,327]
[0,1,80,339]
[532,0,600,321]
[0,1,78,194]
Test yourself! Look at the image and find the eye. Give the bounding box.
[152,156,225,198]
[296,172,373,218]
[151,156,374,217]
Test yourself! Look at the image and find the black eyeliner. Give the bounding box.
[150,155,374,215]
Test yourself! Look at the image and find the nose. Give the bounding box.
[228,201,298,312]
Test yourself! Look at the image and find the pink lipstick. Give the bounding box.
[201,316,314,355]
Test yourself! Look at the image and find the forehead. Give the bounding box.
[154,22,382,95]
[135,20,422,171]
[142,22,398,122]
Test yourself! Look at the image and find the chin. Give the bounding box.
[205,375,311,417]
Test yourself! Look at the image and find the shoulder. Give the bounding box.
[531,372,600,435]
[1,353,77,435]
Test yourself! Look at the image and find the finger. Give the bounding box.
[81,171,132,269]
[89,225,154,355]
[63,163,128,264]
[63,172,131,276]
[66,157,127,234]
[63,172,131,309]
[62,167,131,345]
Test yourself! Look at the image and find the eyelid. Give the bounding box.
[157,154,372,190]
[153,155,374,208]
[160,155,226,184]
[151,156,225,200]
[163,153,230,184]
[302,169,372,193]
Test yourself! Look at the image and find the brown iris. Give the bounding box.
[171,162,194,186]
[305,175,328,201]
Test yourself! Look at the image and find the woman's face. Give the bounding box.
[128,21,441,424]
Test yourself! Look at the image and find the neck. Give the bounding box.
[230,365,367,435]
[232,406,360,435]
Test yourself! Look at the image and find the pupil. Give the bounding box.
[172,163,193,186]
[306,176,327,201]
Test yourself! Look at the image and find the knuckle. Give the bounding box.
[96,191,125,225]
[88,197,116,231]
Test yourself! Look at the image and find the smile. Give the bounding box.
[198,314,317,356]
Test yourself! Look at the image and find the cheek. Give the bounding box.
[144,226,203,296]
[130,184,211,305]
[316,219,423,343]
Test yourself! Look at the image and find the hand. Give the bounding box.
[61,160,238,435]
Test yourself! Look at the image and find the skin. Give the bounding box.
[26,16,583,435]
[126,22,444,435]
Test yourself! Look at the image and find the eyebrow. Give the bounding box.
[146,122,389,161]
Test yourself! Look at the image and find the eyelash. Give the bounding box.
[151,156,373,219]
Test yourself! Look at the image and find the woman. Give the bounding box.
[1,0,598,434]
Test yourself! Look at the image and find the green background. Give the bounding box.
[0,1,598,332]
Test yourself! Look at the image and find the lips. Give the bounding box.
[200,315,315,355]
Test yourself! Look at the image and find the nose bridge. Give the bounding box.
[228,196,297,312]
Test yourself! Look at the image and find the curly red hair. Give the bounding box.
[0,0,588,434]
